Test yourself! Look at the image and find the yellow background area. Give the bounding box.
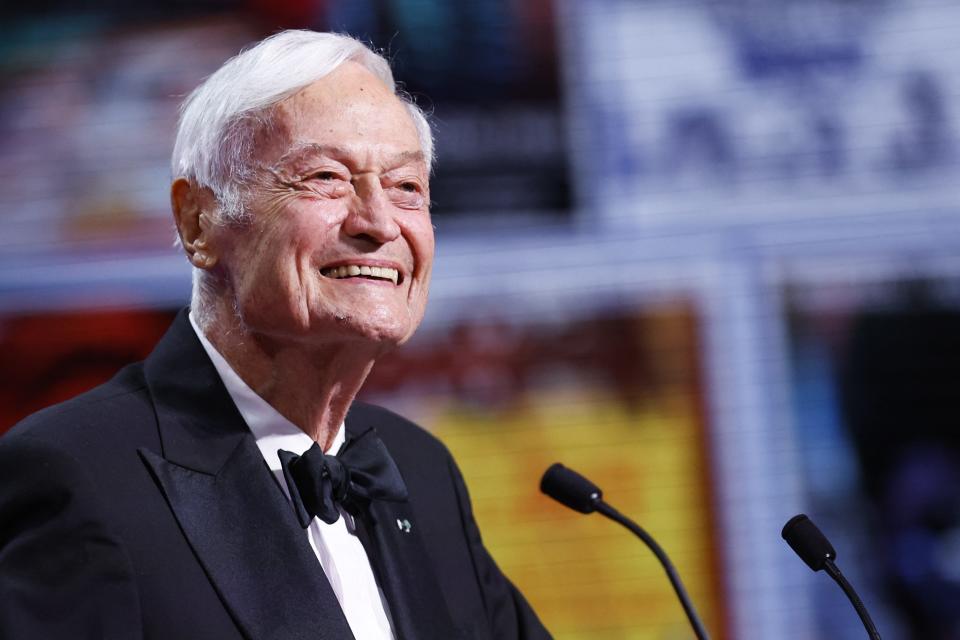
[434,393,723,639]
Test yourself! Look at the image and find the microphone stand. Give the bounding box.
[595,500,711,640]
[822,559,882,640]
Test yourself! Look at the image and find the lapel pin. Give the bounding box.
[396,518,412,533]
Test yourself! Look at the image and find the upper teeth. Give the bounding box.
[322,265,399,284]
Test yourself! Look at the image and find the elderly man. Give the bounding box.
[0,30,550,639]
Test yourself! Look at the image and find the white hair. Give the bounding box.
[171,30,433,321]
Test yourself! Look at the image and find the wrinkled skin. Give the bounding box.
[172,61,433,446]
[215,61,433,350]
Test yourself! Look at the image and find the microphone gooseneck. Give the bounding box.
[782,514,882,640]
[540,463,711,640]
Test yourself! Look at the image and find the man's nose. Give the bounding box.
[343,175,401,244]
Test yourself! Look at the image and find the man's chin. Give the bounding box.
[234,313,407,352]
[308,314,414,350]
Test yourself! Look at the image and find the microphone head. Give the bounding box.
[540,463,603,514]
[782,514,837,572]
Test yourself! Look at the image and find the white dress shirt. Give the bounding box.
[189,313,394,639]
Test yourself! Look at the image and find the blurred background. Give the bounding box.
[1,0,959,638]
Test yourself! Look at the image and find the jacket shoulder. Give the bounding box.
[349,401,451,461]
[5,361,154,449]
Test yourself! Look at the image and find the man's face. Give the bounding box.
[213,62,433,350]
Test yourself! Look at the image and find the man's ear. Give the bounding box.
[171,177,219,270]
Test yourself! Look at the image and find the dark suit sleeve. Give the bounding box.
[445,454,552,640]
[0,434,142,639]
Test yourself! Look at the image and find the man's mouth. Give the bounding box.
[320,264,401,285]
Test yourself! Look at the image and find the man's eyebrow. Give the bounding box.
[271,143,343,168]
[277,143,425,169]
[280,143,345,161]
[383,150,426,167]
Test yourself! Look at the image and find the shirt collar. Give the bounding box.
[188,311,345,472]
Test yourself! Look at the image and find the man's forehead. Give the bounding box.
[262,63,426,173]
[284,61,394,106]
[274,63,410,129]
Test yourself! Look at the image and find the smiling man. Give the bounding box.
[0,31,550,640]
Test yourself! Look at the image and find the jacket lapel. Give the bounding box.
[139,311,354,640]
[345,414,461,639]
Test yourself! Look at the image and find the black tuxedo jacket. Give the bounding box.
[0,312,550,639]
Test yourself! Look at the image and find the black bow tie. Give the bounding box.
[278,428,408,528]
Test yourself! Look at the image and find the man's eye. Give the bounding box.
[387,182,426,210]
[296,170,351,198]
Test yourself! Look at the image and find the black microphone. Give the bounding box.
[782,514,882,639]
[540,463,711,640]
